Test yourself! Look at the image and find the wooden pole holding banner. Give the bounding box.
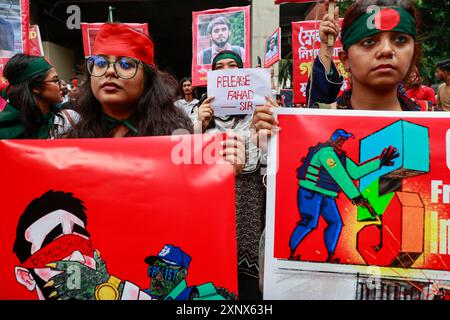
[327,0,335,47]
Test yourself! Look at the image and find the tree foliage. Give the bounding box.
[413,0,450,83]
[229,12,245,47]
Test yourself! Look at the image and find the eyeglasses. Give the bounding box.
[40,78,61,88]
[87,55,141,80]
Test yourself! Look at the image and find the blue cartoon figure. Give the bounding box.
[290,129,399,262]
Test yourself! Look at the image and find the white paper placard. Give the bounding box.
[207,68,271,116]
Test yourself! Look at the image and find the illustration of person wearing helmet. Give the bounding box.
[289,129,399,262]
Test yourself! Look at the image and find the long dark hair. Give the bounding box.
[68,63,193,138]
[3,54,62,138]
[342,0,422,82]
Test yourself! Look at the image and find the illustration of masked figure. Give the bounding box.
[13,190,151,300]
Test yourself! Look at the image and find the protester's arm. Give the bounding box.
[318,2,340,73]
[305,3,344,108]
[437,84,443,107]
[426,86,438,105]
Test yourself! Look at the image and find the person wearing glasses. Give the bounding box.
[67,23,192,138]
[0,54,79,139]
[67,24,245,174]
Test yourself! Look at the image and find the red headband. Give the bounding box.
[93,23,155,65]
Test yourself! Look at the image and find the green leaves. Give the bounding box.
[230,12,245,47]
[413,0,450,83]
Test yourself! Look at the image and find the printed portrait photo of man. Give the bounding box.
[0,0,21,58]
[197,14,245,66]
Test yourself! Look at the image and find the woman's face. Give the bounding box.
[37,68,64,104]
[90,55,145,110]
[341,32,415,90]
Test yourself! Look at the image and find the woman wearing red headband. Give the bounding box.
[252,0,430,137]
[68,24,191,138]
[68,24,244,174]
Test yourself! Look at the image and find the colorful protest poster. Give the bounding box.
[292,19,349,104]
[81,23,150,58]
[192,6,251,87]
[0,0,29,78]
[264,108,450,300]
[264,28,281,69]
[0,135,238,300]
[28,25,43,56]
[207,68,270,116]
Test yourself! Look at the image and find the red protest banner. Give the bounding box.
[265,109,450,300]
[28,25,43,56]
[192,6,251,87]
[292,19,349,104]
[0,0,30,79]
[264,28,281,69]
[0,135,238,300]
[81,23,150,58]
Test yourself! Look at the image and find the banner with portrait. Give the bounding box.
[264,28,281,69]
[192,6,251,87]
[81,22,150,58]
[0,0,29,78]
[264,109,450,300]
[0,135,238,300]
[292,19,349,104]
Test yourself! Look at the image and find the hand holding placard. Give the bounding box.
[198,96,215,131]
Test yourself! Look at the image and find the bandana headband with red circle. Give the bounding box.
[342,7,416,51]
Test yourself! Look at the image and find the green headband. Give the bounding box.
[212,51,244,70]
[342,7,416,51]
[7,57,52,86]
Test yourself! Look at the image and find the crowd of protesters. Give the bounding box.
[0,0,448,300]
